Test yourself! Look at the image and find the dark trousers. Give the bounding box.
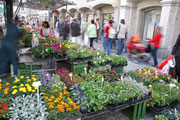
[89,38,95,47]
[151,47,159,66]
[175,56,180,82]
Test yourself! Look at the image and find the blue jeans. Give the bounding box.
[106,39,112,55]
[151,47,159,66]
[117,38,125,55]
[102,33,107,50]
[124,40,127,52]
[0,61,18,76]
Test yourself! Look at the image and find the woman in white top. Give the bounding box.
[117,19,127,55]
[40,21,52,37]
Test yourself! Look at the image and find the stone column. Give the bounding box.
[127,2,137,39]
[159,0,180,59]
[113,5,120,25]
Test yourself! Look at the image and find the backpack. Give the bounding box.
[108,25,116,39]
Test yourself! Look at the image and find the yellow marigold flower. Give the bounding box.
[64,103,69,108]
[32,75,35,77]
[60,101,65,105]
[0,83,2,86]
[59,92,62,96]
[44,96,48,100]
[48,102,54,106]
[4,91,8,95]
[22,87,27,93]
[48,99,52,102]
[76,106,79,109]
[20,84,24,87]
[54,89,58,92]
[20,76,24,79]
[12,89,18,95]
[26,76,30,79]
[12,86,17,89]
[43,93,45,96]
[25,84,29,86]
[50,95,55,99]
[4,88,9,92]
[32,90,36,92]
[27,86,32,92]
[54,99,58,103]
[0,86,2,90]
[161,97,164,100]
[34,87,38,90]
[6,82,10,86]
[50,91,54,93]
[27,79,31,82]
[32,78,36,81]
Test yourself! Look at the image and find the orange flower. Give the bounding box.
[54,89,58,92]
[48,102,54,106]
[67,97,71,101]
[73,106,77,109]
[49,105,54,109]
[50,95,55,99]
[6,82,10,86]
[48,99,52,102]
[167,77,171,80]
[64,103,69,108]
[161,97,164,100]
[69,108,72,111]
[76,106,79,109]
[50,110,54,113]
[72,103,76,106]
[50,91,54,93]
[44,96,48,100]
[59,109,64,112]
[57,105,64,109]
[43,93,45,95]
[146,104,149,107]
[152,95,155,98]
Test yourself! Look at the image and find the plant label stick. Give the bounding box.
[84,67,87,74]
[33,81,41,105]
[101,77,104,87]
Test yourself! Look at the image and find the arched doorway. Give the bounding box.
[143,7,162,40]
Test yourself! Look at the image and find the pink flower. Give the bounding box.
[142,91,146,94]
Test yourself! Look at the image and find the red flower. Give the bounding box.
[62,47,64,49]
[0,109,2,113]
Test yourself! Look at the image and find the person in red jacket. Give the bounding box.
[146,27,163,67]
[105,20,114,55]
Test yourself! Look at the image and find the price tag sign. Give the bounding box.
[33,81,41,87]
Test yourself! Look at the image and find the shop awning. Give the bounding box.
[13,0,76,10]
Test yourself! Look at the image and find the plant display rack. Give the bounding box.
[69,61,88,74]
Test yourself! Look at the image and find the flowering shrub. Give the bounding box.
[37,69,55,88]
[91,55,111,67]
[96,69,119,82]
[0,101,9,119]
[147,82,180,107]
[110,55,127,66]
[43,88,80,119]
[127,68,172,85]
[59,71,76,88]
[56,67,69,75]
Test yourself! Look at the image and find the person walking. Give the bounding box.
[171,34,180,82]
[58,18,70,40]
[40,21,52,37]
[117,19,128,55]
[86,20,97,47]
[81,18,88,45]
[95,18,100,43]
[102,19,108,51]
[0,16,23,76]
[70,18,81,44]
[105,20,116,55]
[110,17,117,48]
[146,27,163,67]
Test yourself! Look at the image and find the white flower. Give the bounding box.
[0,79,1,82]
[46,49,48,52]
[169,83,176,88]
[102,60,105,62]
[149,85,152,88]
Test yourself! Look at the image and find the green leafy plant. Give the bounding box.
[161,109,180,120]
[91,55,111,67]
[155,115,168,120]
[23,36,32,47]
[110,55,127,66]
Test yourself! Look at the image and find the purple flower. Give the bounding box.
[41,50,44,55]
[47,82,51,87]
[77,86,84,93]
[165,94,168,96]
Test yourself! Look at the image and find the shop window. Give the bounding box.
[143,9,161,40]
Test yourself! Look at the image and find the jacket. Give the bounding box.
[148,33,163,48]
[86,24,97,38]
[105,24,113,39]
[81,21,88,31]
[40,27,52,38]
[117,24,127,39]
[71,22,81,37]
[58,22,70,37]
[171,34,180,57]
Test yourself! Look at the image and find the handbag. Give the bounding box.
[145,44,152,53]
[108,26,116,39]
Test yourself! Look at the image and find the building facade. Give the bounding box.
[57,0,180,59]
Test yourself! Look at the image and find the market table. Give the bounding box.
[18,48,67,77]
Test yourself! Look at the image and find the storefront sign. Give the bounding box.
[86,0,95,2]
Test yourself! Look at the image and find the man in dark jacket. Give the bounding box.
[70,18,81,44]
[171,34,180,82]
[58,18,70,40]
